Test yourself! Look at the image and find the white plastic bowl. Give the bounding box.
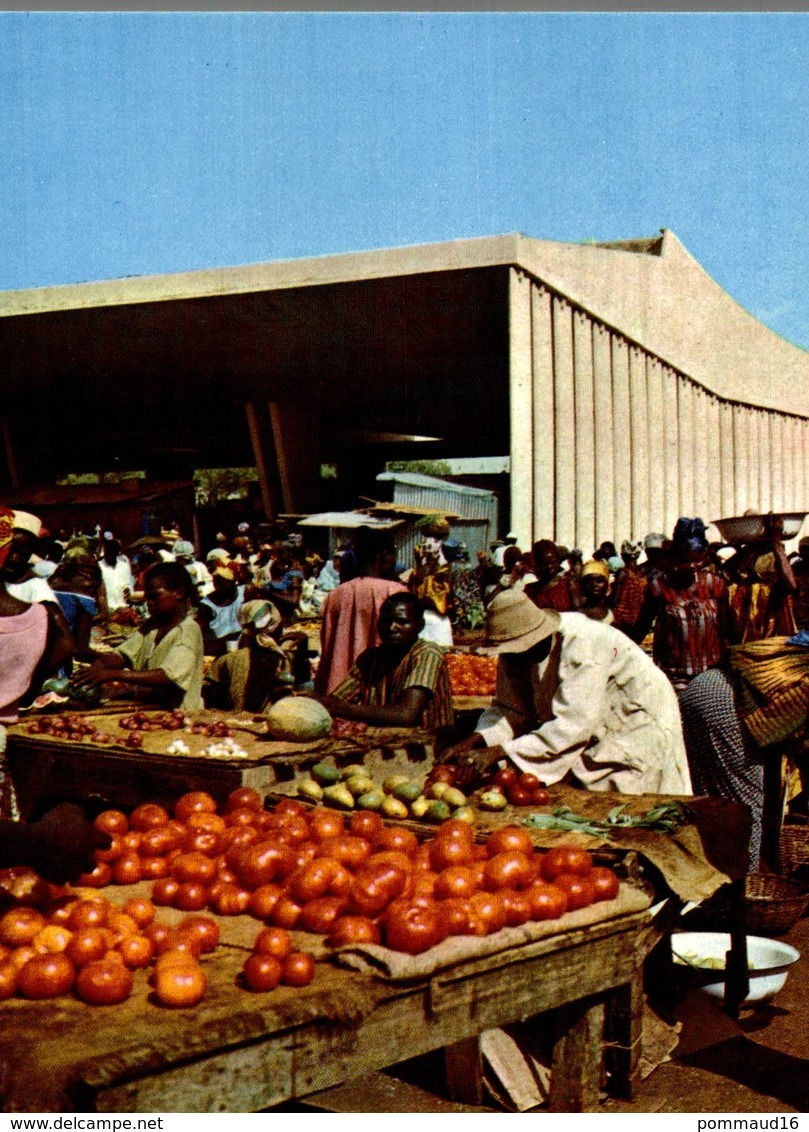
[712,512,807,544]
[671,931,800,1004]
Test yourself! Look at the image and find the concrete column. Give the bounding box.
[629,347,650,540]
[611,337,632,543]
[552,296,576,548]
[756,411,769,513]
[530,283,555,543]
[661,366,680,536]
[647,358,666,534]
[573,309,595,554]
[677,379,695,518]
[719,400,736,519]
[508,269,535,549]
[733,404,751,514]
[704,394,721,523]
[771,413,785,512]
[693,387,710,523]
[592,322,615,545]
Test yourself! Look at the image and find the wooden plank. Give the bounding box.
[445,1036,485,1106]
[244,401,275,523]
[548,995,605,1112]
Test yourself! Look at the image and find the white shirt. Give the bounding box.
[7,577,59,604]
[100,556,136,612]
[476,612,692,796]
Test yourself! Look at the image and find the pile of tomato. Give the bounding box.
[0,788,622,1008]
[25,714,113,745]
[86,788,618,956]
[445,653,498,697]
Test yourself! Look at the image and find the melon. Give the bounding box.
[263,696,333,741]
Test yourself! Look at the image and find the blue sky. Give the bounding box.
[2,11,808,349]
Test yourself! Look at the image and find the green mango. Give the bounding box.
[322,782,355,810]
[312,761,342,786]
[392,781,423,804]
[297,778,324,801]
[356,789,385,811]
[424,800,452,824]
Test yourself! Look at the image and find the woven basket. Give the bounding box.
[742,873,809,936]
[779,823,809,877]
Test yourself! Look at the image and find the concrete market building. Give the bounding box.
[1,229,807,550]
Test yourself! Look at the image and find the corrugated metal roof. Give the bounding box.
[376,471,495,497]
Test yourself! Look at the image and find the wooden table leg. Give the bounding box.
[548,996,605,1112]
[445,1035,485,1105]
[604,977,643,1099]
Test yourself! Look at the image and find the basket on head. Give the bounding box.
[742,873,809,937]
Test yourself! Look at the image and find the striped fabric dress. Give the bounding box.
[648,570,727,690]
[330,638,454,732]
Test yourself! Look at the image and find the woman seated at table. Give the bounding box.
[203,599,298,713]
[323,592,454,735]
[71,562,204,711]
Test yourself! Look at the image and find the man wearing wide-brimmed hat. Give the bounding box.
[440,591,691,795]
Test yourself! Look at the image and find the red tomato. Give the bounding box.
[288,859,339,904]
[183,830,224,858]
[177,915,220,953]
[111,853,143,886]
[106,911,139,941]
[282,951,315,987]
[298,895,349,934]
[220,824,260,853]
[274,798,307,819]
[173,882,210,913]
[429,837,474,871]
[174,791,219,822]
[273,814,310,846]
[541,846,593,881]
[186,811,227,835]
[140,857,170,879]
[224,806,261,828]
[348,864,408,918]
[590,866,620,902]
[226,787,263,812]
[433,865,479,901]
[95,834,125,864]
[526,881,568,921]
[435,818,475,844]
[93,810,129,837]
[154,961,207,1007]
[501,889,533,927]
[348,811,383,842]
[315,836,372,871]
[530,788,551,807]
[468,891,508,936]
[384,905,446,954]
[116,934,155,969]
[517,772,540,792]
[129,803,170,832]
[0,908,46,948]
[271,895,303,930]
[151,877,180,906]
[439,898,473,936]
[121,831,143,853]
[65,928,108,968]
[308,809,345,842]
[0,961,17,1000]
[209,884,251,916]
[328,916,381,947]
[486,827,534,858]
[505,786,533,807]
[253,926,293,960]
[230,841,291,890]
[17,953,75,998]
[171,852,218,884]
[483,850,535,891]
[248,884,284,921]
[493,766,518,791]
[242,953,282,992]
[76,862,112,889]
[367,849,413,875]
[552,872,595,910]
[374,827,418,857]
[140,826,184,857]
[76,957,134,1005]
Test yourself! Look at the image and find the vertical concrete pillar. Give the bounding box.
[629,347,650,540]
[552,296,576,549]
[573,310,595,554]
[647,358,666,533]
[678,380,696,518]
[508,269,535,549]
[611,338,632,543]
[661,366,680,536]
[704,394,721,522]
[733,404,750,513]
[755,411,769,513]
[530,283,555,543]
[693,388,710,523]
[771,413,785,512]
[719,401,736,519]
[592,323,615,545]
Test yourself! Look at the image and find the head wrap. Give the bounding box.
[581,558,611,579]
[206,547,231,564]
[12,510,42,538]
[607,555,623,573]
[644,532,667,551]
[0,505,14,570]
[239,599,282,633]
[173,540,195,561]
[672,517,708,554]
[213,562,239,582]
[621,539,643,559]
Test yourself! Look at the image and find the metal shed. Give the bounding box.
[375,471,498,564]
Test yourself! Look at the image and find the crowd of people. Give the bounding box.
[2,501,809,875]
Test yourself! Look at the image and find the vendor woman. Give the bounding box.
[324,592,454,735]
[71,562,204,710]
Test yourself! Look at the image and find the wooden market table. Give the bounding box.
[0,888,656,1113]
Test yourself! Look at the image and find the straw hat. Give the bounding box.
[480,590,561,654]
